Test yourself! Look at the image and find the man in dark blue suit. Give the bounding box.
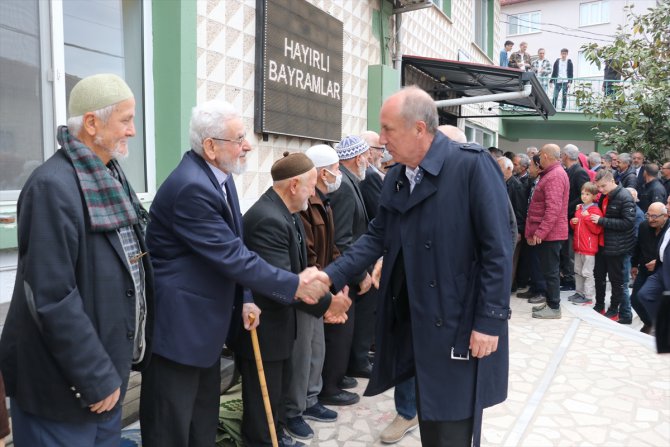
[637,218,670,333]
[139,101,329,447]
[322,87,513,447]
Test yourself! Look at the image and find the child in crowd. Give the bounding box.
[569,182,603,304]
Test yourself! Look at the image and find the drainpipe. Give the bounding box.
[434,84,533,108]
[393,6,402,70]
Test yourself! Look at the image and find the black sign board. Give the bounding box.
[255,0,343,141]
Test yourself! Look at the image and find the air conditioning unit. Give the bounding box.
[393,0,434,14]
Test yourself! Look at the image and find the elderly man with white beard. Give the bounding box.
[319,135,374,407]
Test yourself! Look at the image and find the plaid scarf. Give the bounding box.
[58,125,143,232]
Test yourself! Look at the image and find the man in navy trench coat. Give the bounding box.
[323,86,513,446]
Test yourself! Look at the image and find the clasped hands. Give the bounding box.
[296,267,350,324]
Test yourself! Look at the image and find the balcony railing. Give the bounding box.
[533,77,628,113]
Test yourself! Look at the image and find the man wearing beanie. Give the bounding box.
[282,145,353,440]
[237,152,347,446]
[319,135,374,406]
[141,101,329,447]
[0,73,154,445]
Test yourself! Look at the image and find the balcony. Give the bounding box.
[514,77,628,114]
[498,77,626,147]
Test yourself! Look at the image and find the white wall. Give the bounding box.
[500,0,655,78]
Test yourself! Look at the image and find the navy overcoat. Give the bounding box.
[324,132,513,422]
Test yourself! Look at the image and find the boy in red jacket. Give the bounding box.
[569,182,603,304]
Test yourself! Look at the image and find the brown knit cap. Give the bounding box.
[271,151,315,181]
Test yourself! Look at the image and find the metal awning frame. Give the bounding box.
[401,56,556,120]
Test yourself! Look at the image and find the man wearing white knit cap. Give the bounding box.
[318,136,374,406]
[284,144,352,440]
[0,73,153,446]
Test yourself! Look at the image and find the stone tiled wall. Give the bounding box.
[400,2,502,135]
[197,0,501,209]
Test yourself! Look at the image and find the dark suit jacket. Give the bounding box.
[324,132,513,421]
[235,188,331,362]
[566,163,591,223]
[146,150,299,368]
[638,178,668,213]
[360,166,384,220]
[330,164,370,285]
[506,175,527,233]
[0,149,154,423]
[636,166,645,192]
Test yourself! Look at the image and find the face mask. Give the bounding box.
[324,170,342,193]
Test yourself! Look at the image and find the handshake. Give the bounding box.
[295,266,332,303]
[296,267,351,324]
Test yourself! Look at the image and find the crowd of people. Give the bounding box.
[492,143,669,336]
[0,75,515,447]
[2,71,663,447]
[499,40,622,110]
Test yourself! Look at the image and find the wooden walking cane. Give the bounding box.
[247,313,278,447]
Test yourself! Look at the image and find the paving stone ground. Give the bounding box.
[304,290,670,446]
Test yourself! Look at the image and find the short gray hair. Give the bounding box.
[498,156,513,171]
[561,144,580,160]
[526,146,538,155]
[189,100,240,155]
[400,86,439,134]
[66,103,116,136]
[618,153,631,166]
[515,153,530,169]
[588,151,601,165]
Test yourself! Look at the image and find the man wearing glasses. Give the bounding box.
[631,203,669,334]
[140,100,329,447]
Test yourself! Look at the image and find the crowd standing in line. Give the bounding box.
[496,142,669,335]
[1,71,667,447]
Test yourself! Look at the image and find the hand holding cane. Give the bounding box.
[248,312,278,447]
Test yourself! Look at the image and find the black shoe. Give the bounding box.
[347,363,372,378]
[285,416,313,440]
[279,430,306,447]
[516,290,537,299]
[338,376,358,389]
[303,402,338,422]
[640,324,652,334]
[617,316,632,325]
[559,283,576,291]
[318,390,360,406]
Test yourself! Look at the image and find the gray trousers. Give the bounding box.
[284,311,325,418]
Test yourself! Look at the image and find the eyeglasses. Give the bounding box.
[645,213,665,220]
[210,135,246,146]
